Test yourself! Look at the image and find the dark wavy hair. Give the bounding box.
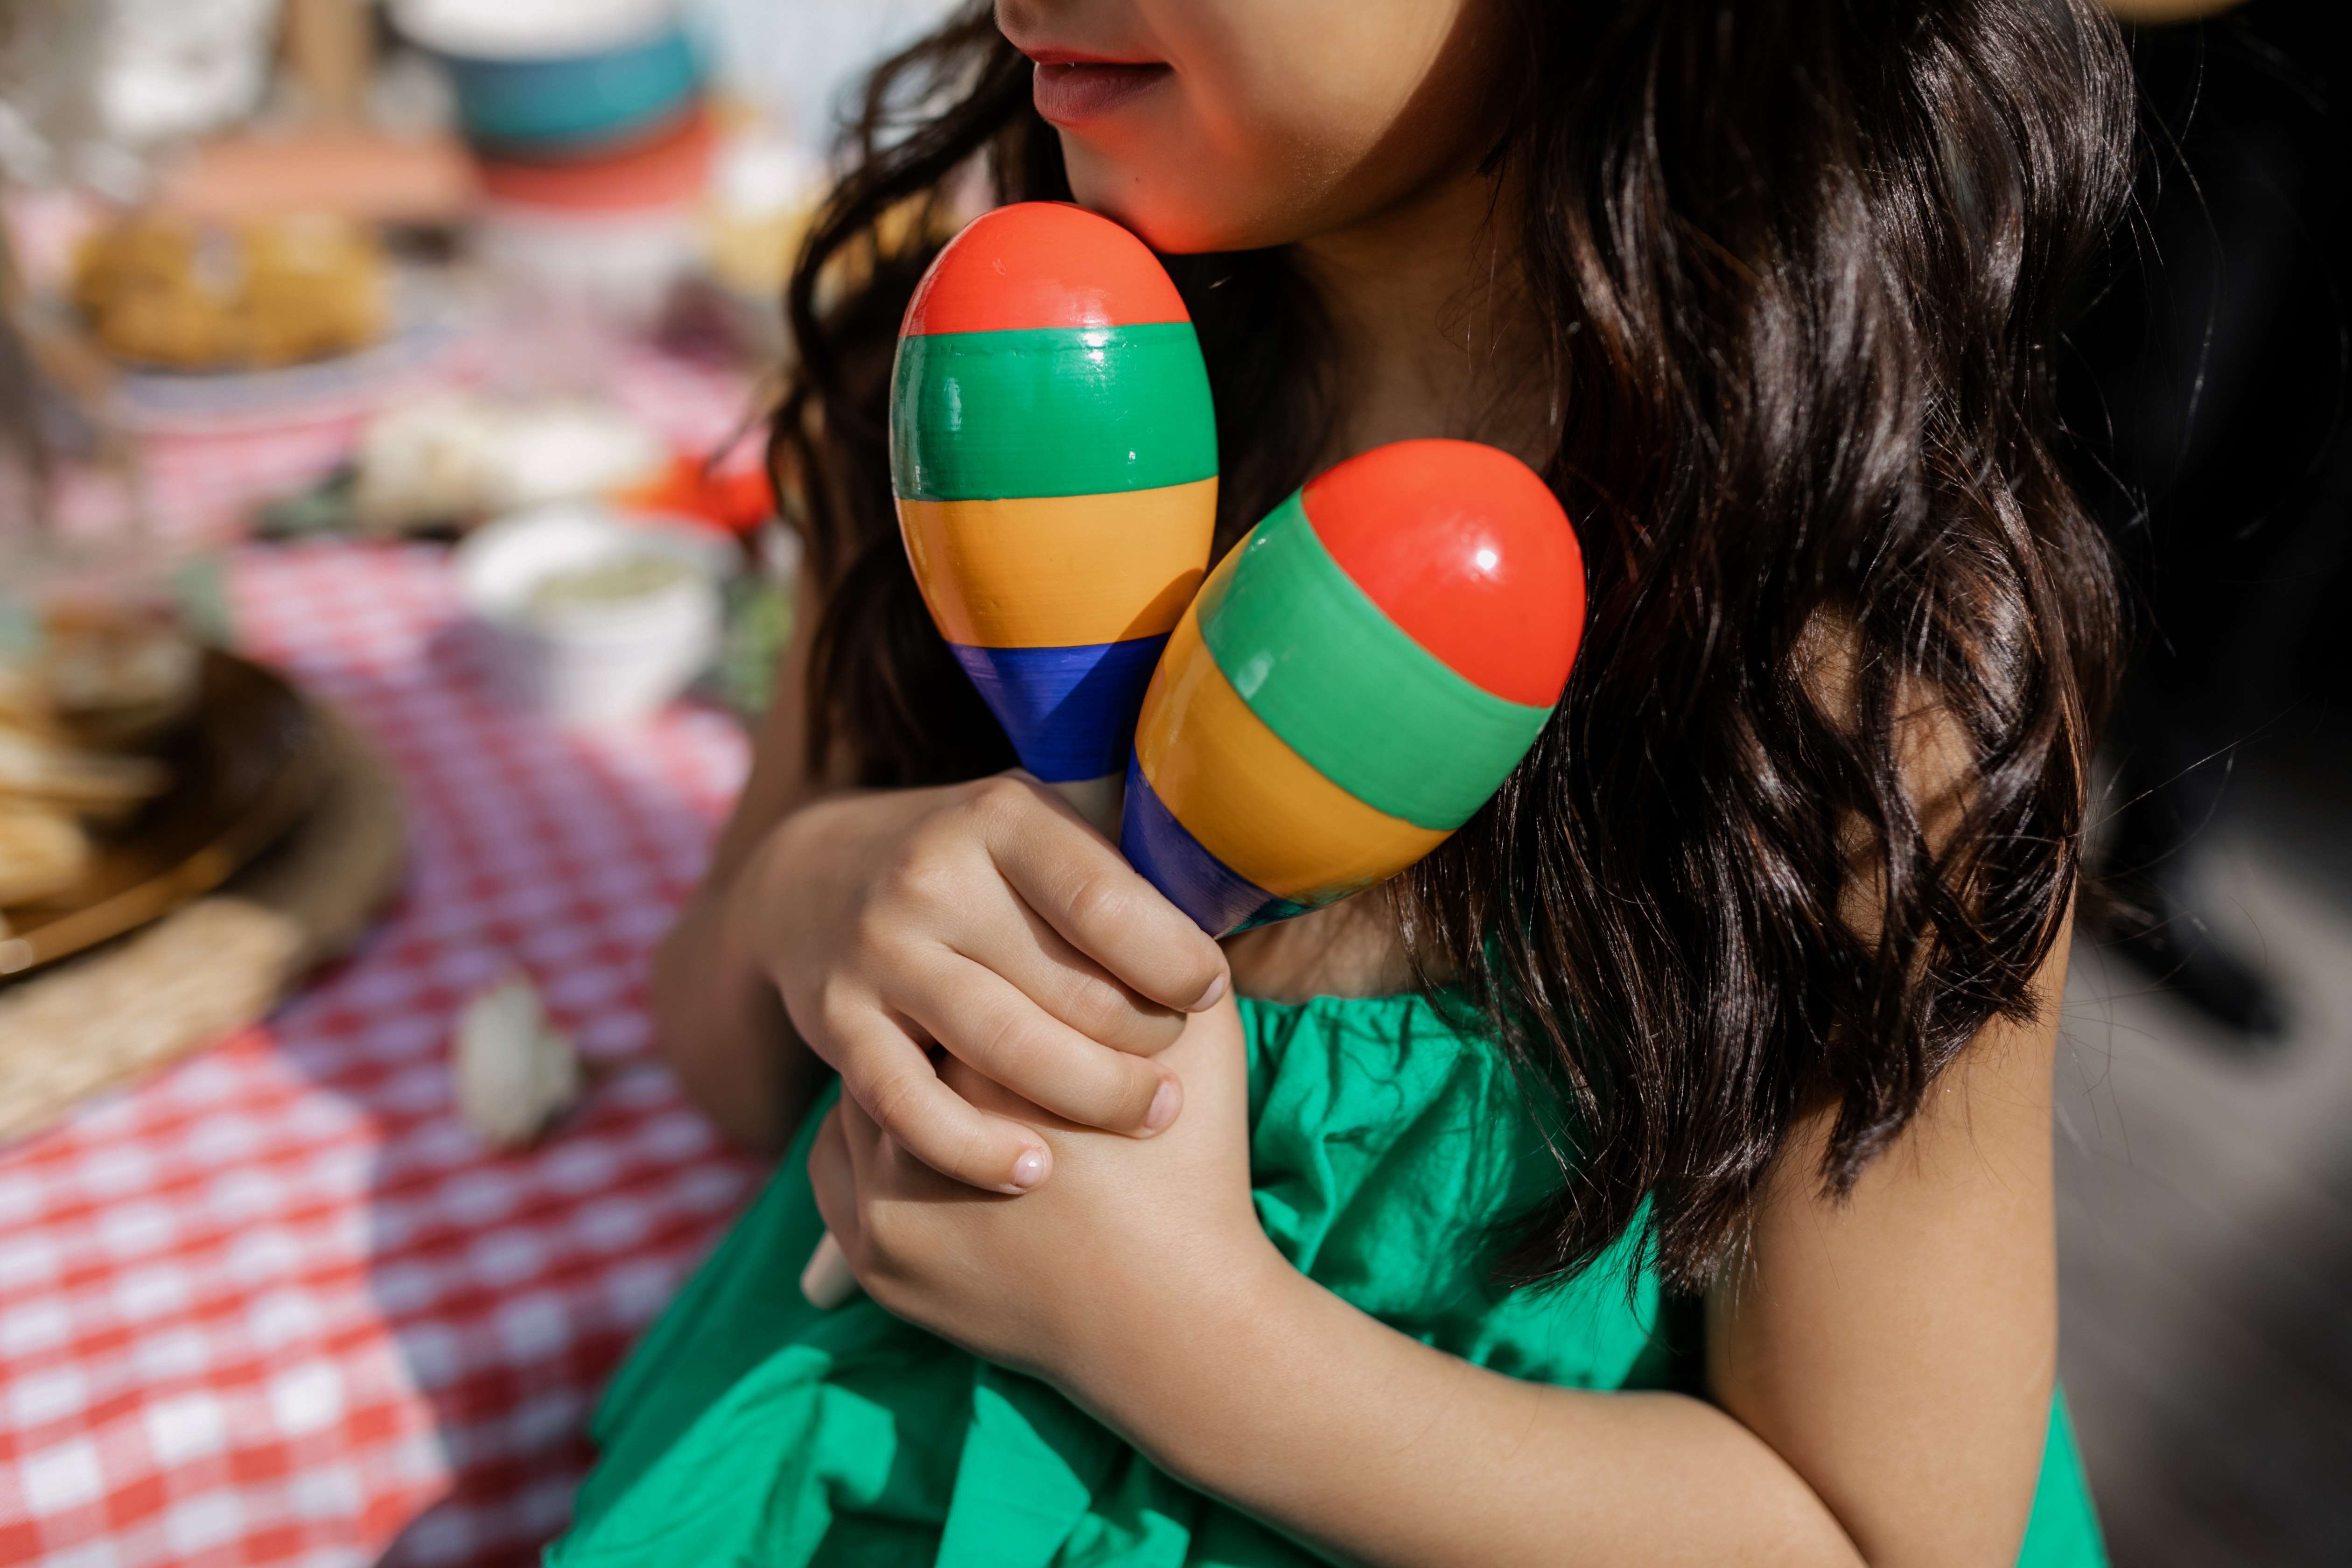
[772,0,2132,1292]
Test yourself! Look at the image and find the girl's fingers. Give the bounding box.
[823,1001,1053,1194]
[893,950,1182,1137]
[975,779,1230,1015]
[949,887,1192,1059]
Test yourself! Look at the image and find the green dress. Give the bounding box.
[550,994,2107,1567]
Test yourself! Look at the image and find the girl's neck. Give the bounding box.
[1290,167,1550,472]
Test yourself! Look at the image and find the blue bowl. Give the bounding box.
[440,24,700,151]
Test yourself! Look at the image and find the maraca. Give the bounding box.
[802,203,1218,1308]
[1121,439,1585,936]
[889,201,1219,830]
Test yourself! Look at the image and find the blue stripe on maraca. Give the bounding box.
[949,637,1170,782]
[1120,754,1307,936]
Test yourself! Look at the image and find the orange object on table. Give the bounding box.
[159,130,482,227]
[476,110,714,213]
[613,446,776,536]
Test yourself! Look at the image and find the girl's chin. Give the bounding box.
[1060,165,1265,256]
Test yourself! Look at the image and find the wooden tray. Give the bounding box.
[0,651,324,980]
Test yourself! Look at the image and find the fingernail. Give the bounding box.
[1010,1148,1048,1190]
[1188,973,1226,1011]
[1143,1076,1181,1132]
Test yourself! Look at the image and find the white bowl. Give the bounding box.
[455,503,731,725]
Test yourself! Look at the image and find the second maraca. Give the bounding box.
[1123,438,1586,935]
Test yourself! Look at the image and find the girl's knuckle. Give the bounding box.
[963,776,1034,829]
[816,986,869,1040]
[1061,873,1134,941]
[978,1011,1045,1078]
[1064,980,1155,1046]
[876,844,950,911]
[863,1070,928,1134]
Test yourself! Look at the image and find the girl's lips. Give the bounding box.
[1030,60,1171,126]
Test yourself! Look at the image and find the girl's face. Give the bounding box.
[995,0,1513,253]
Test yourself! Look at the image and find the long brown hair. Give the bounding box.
[772,0,2132,1291]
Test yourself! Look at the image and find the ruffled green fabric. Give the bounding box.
[551,994,2104,1567]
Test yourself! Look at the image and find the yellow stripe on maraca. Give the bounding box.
[1135,598,1447,902]
[897,476,1218,649]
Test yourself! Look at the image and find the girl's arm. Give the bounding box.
[1164,933,2065,1568]
[648,568,837,1152]
[1704,924,2065,1567]
[814,908,2069,1568]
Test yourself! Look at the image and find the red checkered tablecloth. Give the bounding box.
[0,538,770,1567]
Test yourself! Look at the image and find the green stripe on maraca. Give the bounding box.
[891,324,1218,502]
[1197,491,1553,830]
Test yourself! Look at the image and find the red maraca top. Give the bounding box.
[1302,439,1585,707]
[901,202,1192,337]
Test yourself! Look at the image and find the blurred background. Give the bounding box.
[0,0,2343,1564]
[2057,3,2352,1562]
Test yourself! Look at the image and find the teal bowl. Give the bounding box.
[438,24,700,153]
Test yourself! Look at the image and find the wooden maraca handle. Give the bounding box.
[801,1230,858,1309]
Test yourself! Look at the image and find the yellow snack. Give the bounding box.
[40,609,202,749]
[72,211,388,371]
[0,720,171,809]
[0,802,91,907]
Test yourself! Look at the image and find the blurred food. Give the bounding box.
[350,392,667,532]
[455,503,728,725]
[38,603,203,747]
[0,601,196,916]
[454,968,583,1149]
[0,802,91,907]
[526,551,696,616]
[71,210,388,371]
[0,666,45,734]
[0,723,170,812]
[0,649,322,978]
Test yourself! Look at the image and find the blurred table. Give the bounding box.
[130,340,760,546]
[0,352,774,1567]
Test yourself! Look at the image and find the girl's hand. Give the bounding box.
[805,993,1281,1386]
[736,774,1231,1196]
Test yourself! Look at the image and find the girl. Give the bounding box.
[555,0,2128,1562]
